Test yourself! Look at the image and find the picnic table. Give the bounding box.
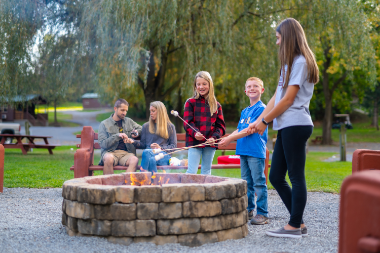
[0,134,60,155]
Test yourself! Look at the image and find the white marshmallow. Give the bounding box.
[171,110,179,117]
[152,148,161,154]
[154,153,165,161]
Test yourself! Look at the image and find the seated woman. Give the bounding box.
[129,101,177,172]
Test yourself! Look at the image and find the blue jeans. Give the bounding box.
[140,149,171,173]
[186,147,216,175]
[240,155,268,217]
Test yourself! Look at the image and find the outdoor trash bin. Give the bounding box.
[339,170,380,253]
[217,155,240,164]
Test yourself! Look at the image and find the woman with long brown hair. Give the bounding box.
[248,18,319,238]
[129,101,177,172]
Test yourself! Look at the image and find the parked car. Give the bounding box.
[0,122,21,144]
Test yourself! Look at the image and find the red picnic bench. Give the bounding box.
[0,134,60,155]
[70,126,270,182]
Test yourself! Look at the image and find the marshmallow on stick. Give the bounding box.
[155,153,165,161]
[152,148,162,154]
[171,110,207,141]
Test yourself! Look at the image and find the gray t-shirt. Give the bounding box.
[273,55,314,130]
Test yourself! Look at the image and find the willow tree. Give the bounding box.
[0,0,44,107]
[78,0,286,124]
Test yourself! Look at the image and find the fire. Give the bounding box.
[129,173,149,186]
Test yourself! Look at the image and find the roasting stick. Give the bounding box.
[171,110,209,142]
[154,130,249,161]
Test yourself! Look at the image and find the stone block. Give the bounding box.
[181,174,206,184]
[94,203,136,220]
[241,224,249,237]
[158,203,182,219]
[84,177,102,185]
[62,212,67,226]
[157,218,200,235]
[220,211,246,229]
[204,182,236,201]
[135,220,156,237]
[216,226,244,242]
[65,226,78,237]
[123,172,151,186]
[108,236,133,246]
[137,203,159,220]
[134,185,162,203]
[162,184,205,202]
[200,216,223,232]
[111,220,135,236]
[183,201,222,218]
[220,196,246,215]
[62,182,87,201]
[67,216,78,232]
[204,176,226,184]
[76,184,115,205]
[133,235,178,245]
[101,174,125,186]
[229,179,247,197]
[77,219,111,236]
[152,173,181,185]
[178,232,218,247]
[115,186,135,203]
[65,200,94,219]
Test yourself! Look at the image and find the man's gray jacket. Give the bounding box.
[98,114,142,165]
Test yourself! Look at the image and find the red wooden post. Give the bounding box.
[74,127,95,178]
[352,149,380,173]
[339,170,380,253]
[0,144,4,193]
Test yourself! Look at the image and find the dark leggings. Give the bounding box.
[269,125,313,228]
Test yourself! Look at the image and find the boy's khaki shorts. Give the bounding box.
[105,150,135,166]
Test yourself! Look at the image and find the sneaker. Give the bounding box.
[250,214,269,225]
[266,227,302,238]
[248,210,254,220]
[301,226,308,237]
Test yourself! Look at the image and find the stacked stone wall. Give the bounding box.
[62,173,248,247]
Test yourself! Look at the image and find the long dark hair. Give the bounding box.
[276,18,319,88]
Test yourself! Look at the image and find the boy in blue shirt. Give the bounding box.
[219,77,268,225]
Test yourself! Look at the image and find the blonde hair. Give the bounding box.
[193,71,218,116]
[149,101,172,139]
[276,18,319,88]
[246,77,264,88]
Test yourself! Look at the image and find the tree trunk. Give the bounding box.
[373,98,379,131]
[322,97,333,144]
[54,99,58,125]
[175,87,183,133]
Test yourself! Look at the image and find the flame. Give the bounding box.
[129,173,149,186]
[163,170,166,173]
[151,175,156,179]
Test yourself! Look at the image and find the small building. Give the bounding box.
[82,93,108,109]
[0,95,48,125]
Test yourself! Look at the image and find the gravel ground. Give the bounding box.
[0,188,339,253]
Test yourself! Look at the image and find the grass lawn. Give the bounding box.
[3,146,351,193]
[47,112,81,127]
[35,102,83,113]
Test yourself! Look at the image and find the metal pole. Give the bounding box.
[340,123,346,162]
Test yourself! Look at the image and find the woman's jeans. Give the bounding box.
[140,149,171,173]
[186,147,216,175]
[269,125,313,228]
[240,155,268,217]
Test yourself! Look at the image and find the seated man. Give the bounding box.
[98,99,142,174]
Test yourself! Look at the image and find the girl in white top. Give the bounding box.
[248,18,319,238]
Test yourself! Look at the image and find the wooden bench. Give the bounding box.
[70,126,270,183]
[0,144,4,193]
[311,136,322,145]
[0,134,60,155]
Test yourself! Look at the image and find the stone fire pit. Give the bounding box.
[61,172,248,247]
